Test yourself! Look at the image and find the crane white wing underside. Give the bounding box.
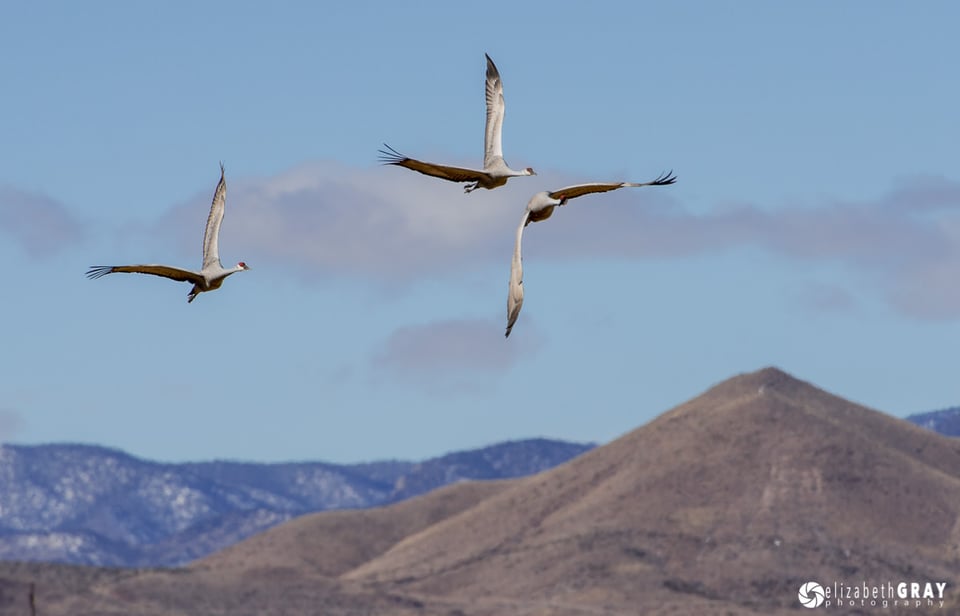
[483,54,505,170]
[202,163,227,271]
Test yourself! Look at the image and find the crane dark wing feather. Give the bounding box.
[548,172,677,201]
[378,144,489,184]
[547,183,631,201]
[86,264,203,284]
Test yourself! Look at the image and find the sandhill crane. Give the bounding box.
[506,173,677,337]
[87,163,249,303]
[379,54,535,192]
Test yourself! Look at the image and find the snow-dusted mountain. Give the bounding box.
[906,406,960,437]
[0,439,592,567]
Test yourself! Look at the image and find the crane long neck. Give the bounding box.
[513,212,528,270]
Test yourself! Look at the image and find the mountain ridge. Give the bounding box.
[0,437,593,567]
[907,406,960,437]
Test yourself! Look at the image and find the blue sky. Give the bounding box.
[1,1,958,463]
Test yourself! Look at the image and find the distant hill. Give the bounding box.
[4,367,958,615]
[906,406,960,437]
[0,438,592,567]
[335,367,960,613]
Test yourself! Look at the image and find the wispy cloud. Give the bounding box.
[796,282,859,314]
[0,408,24,443]
[154,160,534,283]
[529,175,958,264]
[146,163,960,319]
[530,174,960,318]
[0,187,85,257]
[371,317,544,393]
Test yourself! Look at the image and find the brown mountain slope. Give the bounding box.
[343,367,960,612]
[2,480,513,616]
[191,477,510,577]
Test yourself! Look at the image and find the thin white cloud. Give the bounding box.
[888,259,960,320]
[796,282,859,314]
[371,317,544,393]
[532,175,960,318]
[145,163,960,319]
[530,177,956,266]
[0,187,85,257]
[0,408,24,442]
[155,160,535,283]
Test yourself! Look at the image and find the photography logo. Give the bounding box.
[799,581,825,608]
[796,579,947,609]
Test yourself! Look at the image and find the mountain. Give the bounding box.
[0,438,592,567]
[336,367,960,612]
[197,479,512,577]
[907,406,960,437]
[3,367,958,615]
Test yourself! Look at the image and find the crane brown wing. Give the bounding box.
[86,264,204,284]
[547,183,631,201]
[547,172,676,201]
[378,144,489,184]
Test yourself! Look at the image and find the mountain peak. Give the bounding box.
[745,365,799,387]
[704,366,810,400]
[645,366,824,432]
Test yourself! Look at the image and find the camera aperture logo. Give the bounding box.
[798,580,948,610]
[799,582,825,608]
